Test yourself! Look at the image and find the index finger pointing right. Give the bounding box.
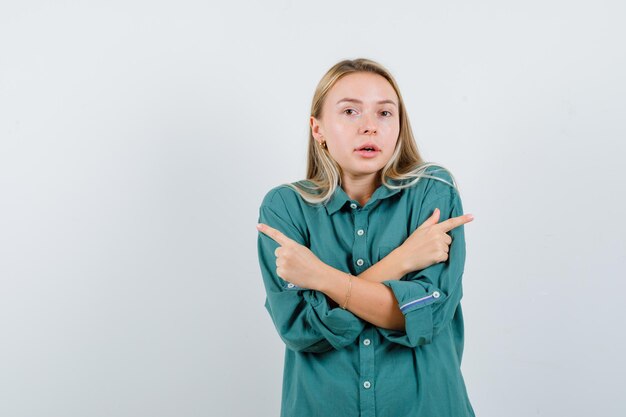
[435,213,474,233]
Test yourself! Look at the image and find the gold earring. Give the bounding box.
[318,137,327,150]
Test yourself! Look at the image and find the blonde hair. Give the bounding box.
[283,58,459,205]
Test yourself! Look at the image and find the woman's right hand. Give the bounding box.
[396,208,474,274]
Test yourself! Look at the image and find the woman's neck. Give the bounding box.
[341,173,381,207]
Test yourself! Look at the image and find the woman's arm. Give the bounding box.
[317,264,406,331]
[358,247,407,282]
[318,200,473,330]
[359,210,473,284]
[317,205,472,331]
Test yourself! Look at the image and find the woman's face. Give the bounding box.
[310,71,400,181]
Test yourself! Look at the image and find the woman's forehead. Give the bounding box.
[327,72,398,105]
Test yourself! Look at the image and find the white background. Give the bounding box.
[1,1,625,416]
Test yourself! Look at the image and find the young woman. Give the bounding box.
[256,58,476,417]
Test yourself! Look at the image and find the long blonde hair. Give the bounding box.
[283,58,458,205]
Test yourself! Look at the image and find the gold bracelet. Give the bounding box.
[341,273,353,310]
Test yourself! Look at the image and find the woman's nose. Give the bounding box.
[359,113,377,135]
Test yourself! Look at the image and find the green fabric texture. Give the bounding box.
[257,165,475,417]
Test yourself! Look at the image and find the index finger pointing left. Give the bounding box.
[257,223,294,246]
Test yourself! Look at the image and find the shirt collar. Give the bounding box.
[324,179,403,215]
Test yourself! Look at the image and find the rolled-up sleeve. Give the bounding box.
[257,191,365,353]
[379,182,466,347]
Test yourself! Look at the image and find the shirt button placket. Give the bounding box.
[353,204,375,416]
[352,204,368,273]
[359,327,376,416]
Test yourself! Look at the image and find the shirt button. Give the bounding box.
[356,259,364,266]
[432,291,440,298]
[287,283,295,288]
[363,338,371,346]
[363,381,371,389]
[357,229,364,236]
[350,203,358,209]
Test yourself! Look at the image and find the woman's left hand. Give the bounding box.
[257,223,327,290]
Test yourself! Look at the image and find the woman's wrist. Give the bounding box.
[313,248,408,294]
[315,264,349,296]
[387,246,410,277]
[359,247,408,283]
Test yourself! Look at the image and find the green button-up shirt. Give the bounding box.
[257,165,475,417]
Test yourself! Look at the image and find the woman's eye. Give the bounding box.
[344,109,356,115]
[381,110,392,117]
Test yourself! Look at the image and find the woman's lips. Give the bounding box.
[354,149,380,158]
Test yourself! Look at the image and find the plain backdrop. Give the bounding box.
[1,1,625,416]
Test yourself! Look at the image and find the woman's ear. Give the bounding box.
[310,115,324,141]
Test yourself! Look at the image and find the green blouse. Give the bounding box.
[257,165,475,417]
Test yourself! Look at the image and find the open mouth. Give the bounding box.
[355,143,381,153]
[354,145,381,158]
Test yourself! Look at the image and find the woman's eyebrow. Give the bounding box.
[336,98,398,107]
